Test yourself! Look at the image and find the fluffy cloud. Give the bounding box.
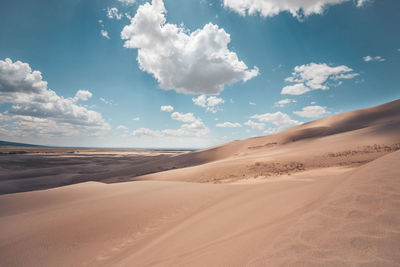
[216,122,242,128]
[118,0,136,5]
[244,120,265,130]
[274,98,296,107]
[0,58,110,137]
[101,29,110,39]
[281,63,358,95]
[132,117,140,121]
[249,101,256,106]
[171,112,196,123]
[293,105,330,118]
[121,0,258,94]
[223,0,370,19]
[250,111,300,130]
[166,113,209,136]
[132,111,209,138]
[107,7,123,20]
[363,56,385,62]
[163,119,209,137]
[192,95,224,113]
[74,90,93,101]
[160,105,174,112]
[281,83,310,95]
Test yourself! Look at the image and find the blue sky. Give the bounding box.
[0,0,399,148]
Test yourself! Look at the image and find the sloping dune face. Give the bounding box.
[1,100,399,194]
[138,99,400,183]
[172,99,400,162]
[0,100,399,266]
[0,151,399,266]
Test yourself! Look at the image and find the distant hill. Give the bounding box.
[137,99,400,183]
[0,140,46,147]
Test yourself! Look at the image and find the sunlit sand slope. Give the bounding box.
[1,151,399,266]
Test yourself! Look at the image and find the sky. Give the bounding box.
[0,0,399,148]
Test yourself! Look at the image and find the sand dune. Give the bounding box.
[1,151,399,266]
[137,99,400,183]
[1,100,399,194]
[0,99,400,266]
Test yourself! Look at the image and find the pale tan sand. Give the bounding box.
[0,151,399,266]
[137,99,400,183]
[0,99,400,266]
[1,100,399,194]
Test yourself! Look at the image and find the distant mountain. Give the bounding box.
[0,140,46,147]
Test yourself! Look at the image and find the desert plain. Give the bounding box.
[0,99,400,266]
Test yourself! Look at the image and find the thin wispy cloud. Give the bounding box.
[118,0,135,6]
[107,7,123,20]
[274,99,296,107]
[363,56,385,62]
[117,125,128,131]
[100,29,110,39]
[99,97,114,105]
[216,122,242,128]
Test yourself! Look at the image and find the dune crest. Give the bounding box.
[137,99,400,183]
[1,151,399,266]
[0,99,400,266]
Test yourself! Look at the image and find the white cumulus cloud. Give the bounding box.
[74,90,93,102]
[244,120,265,130]
[250,111,300,130]
[121,0,258,94]
[132,110,209,138]
[223,0,370,19]
[281,63,358,95]
[171,112,196,123]
[163,119,209,137]
[160,105,174,112]
[192,95,224,113]
[0,58,110,137]
[293,105,330,118]
[281,83,310,95]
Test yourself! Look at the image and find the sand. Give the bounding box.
[0,99,399,266]
[1,151,399,266]
[0,150,188,194]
